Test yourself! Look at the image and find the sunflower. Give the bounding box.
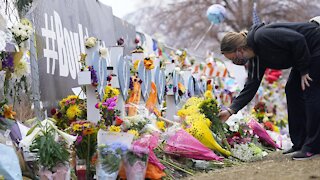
[72,124,83,132]
[66,105,82,120]
[83,128,95,136]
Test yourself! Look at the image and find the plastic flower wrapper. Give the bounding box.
[248,119,281,149]
[184,115,231,157]
[97,142,128,180]
[0,144,22,180]
[123,137,150,180]
[143,133,166,170]
[164,129,223,161]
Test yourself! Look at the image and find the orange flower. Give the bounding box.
[82,128,95,136]
[4,105,16,119]
[91,153,98,165]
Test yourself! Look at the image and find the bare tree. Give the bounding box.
[125,0,320,56]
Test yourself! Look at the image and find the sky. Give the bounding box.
[99,0,139,18]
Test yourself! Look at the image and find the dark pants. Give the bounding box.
[285,55,320,153]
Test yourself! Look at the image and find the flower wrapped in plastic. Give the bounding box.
[185,115,231,157]
[248,119,280,149]
[164,129,223,161]
[97,143,128,180]
[123,138,149,180]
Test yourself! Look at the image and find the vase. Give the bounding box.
[39,165,69,180]
[96,161,119,180]
[123,156,148,180]
[76,159,87,180]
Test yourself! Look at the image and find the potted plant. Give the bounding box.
[30,127,70,180]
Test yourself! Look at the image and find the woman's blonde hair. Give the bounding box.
[220,30,248,54]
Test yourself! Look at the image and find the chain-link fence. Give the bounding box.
[1,0,40,120]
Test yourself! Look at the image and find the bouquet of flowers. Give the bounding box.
[69,120,98,179]
[9,18,33,47]
[1,20,31,102]
[123,139,149,180]
[96,86,120,127]
[248,119,280,149]
[97,143,128,180]
[231,142,267,162]
[164,129,223,161]
[178,96,231,157]
[51,95,86,130]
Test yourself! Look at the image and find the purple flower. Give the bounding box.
[76,136,83,143]
[109,102,116,108]
[2,53,14,71]
[129,77,134,90]
[173,86,177,93]
[89,66,98,85]
[107,106,115,111]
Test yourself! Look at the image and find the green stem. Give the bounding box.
[160,159,194,176]
[86,134,90,180]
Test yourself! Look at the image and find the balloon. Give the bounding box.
[206,4,226,24]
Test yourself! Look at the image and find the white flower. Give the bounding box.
[99,47,108,58]
[174,67,181,73]
[20,30,28,39]
[85,37,97,48]
[13,59,30,78]
[201,76,206,81]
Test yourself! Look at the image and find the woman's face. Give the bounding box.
[223,49,248,65]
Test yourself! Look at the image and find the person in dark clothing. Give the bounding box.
[218,20,320,160]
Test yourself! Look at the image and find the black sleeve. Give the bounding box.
[230,58,266,113]
[255,28,310,75]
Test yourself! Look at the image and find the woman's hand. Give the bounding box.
[218,110,232,122]
[301,73,313,91]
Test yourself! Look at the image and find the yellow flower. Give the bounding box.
[72,124,82,131]
[59,95,79,107]
[83,123,91,129]
[103,86,120,100]
[66,105,82,120]
[156,121,166,131]
[183,97,203,107]
[133,60,140,71]
[204,90,213,99]
[109,125,121,132]
[127,129,139,138]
